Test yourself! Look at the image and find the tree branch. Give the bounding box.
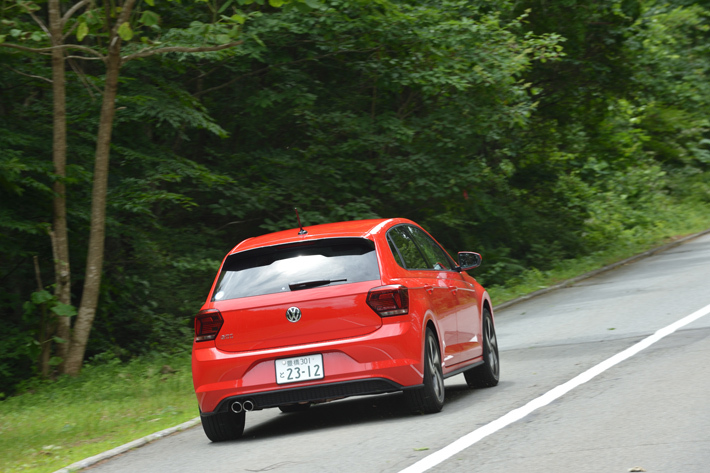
[121,41,243,62]
[194,63,270,97]
[194,47,379,98]
[186,62,229,85]
[65,54,103,61]
[68,57,101,98]
[61,0,91,27]
[28,11,51,38]
[113,0,139,35]
[0,42,105,60]
[6,65,53,83]
[62,20,81,42]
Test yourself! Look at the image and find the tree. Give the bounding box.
[177,0,564,256]
[0,0,308,375]
[2,0,709,391]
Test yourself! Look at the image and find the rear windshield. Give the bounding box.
[212,238,380,301]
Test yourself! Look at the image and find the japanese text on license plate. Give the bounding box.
[276,354,324,385]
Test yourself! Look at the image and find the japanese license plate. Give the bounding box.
[276,354,324,385]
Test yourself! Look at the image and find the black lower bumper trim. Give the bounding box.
[211,378,405,413]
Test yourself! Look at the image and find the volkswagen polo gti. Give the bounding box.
[192,218,499,441]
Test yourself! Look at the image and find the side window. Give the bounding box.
[408,226,454,271]
[387,237,405,267]
[387,226,428,269]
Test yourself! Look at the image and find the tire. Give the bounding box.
[405,328,445,414]
[200,409,246,442]
[278,403,311,413]
[464,308,500,388]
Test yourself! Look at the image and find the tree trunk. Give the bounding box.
[33,256,52,377]
[62,39,123,376]
[47,0,72,368]
[6,0,234,376]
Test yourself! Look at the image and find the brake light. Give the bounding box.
[194,309,224,342]
[367,285,409,316]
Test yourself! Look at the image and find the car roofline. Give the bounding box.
[229,218,407,254]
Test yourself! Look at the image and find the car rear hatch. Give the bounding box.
[214,282,382,352]
[210,238,384,352]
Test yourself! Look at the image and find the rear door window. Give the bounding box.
[387,225,455,271]
[387,226,429,269]
[407,226,455,270]
[212,238,380,301]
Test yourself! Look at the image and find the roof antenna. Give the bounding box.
[294,208,307,235]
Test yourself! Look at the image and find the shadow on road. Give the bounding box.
[225,381,492,442]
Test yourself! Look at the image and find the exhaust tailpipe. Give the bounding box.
[230,401,243,414]
[243,400,255,412]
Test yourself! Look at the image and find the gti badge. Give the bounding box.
[286,307,302,323]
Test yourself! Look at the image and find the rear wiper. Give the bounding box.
[288,278,347,291]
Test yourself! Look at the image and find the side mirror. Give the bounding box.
[457,251,482,271]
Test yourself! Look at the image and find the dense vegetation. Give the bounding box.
[2,0,709,395]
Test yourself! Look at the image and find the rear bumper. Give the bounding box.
[192,320,423,413]
[208,378,415,414]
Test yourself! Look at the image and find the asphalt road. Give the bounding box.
[86,234,710,473]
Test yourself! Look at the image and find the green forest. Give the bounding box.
[2,0,709,395]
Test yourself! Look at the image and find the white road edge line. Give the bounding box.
[398,302,710,473]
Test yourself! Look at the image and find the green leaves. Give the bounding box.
[28,291,77,318]
[52,303,78,318]
[139,11,160,27]
[77,22,89,41]
[30,290,54,306]
[2,0,710,395]
[300,0,322,8]
[0,0,305,55]
[118,22,134,41]
[231,14,247,24]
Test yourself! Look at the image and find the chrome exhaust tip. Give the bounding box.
[243,400,255,412]
[230,401,243,414]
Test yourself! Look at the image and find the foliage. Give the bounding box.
[2,210,709,473]
[1,0,709,393]
[0,352,195,472]
[487,199,710,303]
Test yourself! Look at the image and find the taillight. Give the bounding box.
[367,285,409,317]
[194,309,224,342]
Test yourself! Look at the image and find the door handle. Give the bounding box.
[424,285,434,294]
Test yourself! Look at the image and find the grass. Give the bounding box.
[1,203,709,473]
[488,202,710,304]
[0,353,196,472]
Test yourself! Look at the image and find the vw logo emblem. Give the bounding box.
[286,307,302,323]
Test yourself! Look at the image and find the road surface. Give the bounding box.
[87,234,710,473]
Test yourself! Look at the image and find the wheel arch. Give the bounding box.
[424,319,442,358]
[482,293,494,322]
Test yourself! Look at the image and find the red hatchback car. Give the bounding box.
[192,218,499,441]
